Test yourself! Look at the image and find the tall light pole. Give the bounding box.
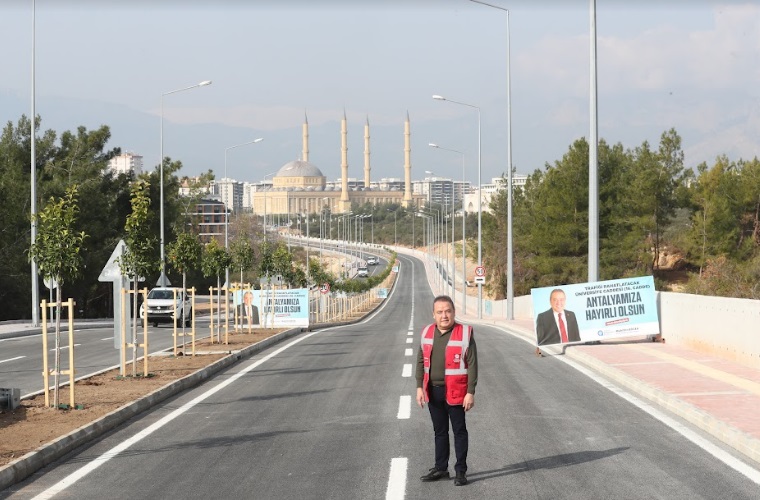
[433,94,482,318]
[387,208,397,246]
[223,137,263,287]
[470,0,513,319]
[30,0,39,326]
[429,143,466,313]
[262,171,276,242]
[159,80,212,287]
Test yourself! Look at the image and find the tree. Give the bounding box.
[167,230,202,328]
[29,185,87,407]
[201,238,231,341]
[119,180,157,376]
[230,234,254,286]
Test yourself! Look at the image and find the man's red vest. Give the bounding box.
[421,322,471,405]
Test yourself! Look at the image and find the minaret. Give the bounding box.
[302,112,309,163]
[339,110,350,212]
[364,116,371,188]
[403,111,413,207]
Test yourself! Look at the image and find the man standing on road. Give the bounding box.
[416,295,478,486]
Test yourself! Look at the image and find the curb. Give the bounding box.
[0,326,304,491]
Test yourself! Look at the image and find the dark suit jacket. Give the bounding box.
[536,309,580,346]
[237,304,259,325]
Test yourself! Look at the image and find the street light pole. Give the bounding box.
[262,172,276,243]
[159,80,212,287]
[470,0,513,319]
[223,138,263,287]
[429,143,466,312]
[433,94,482,318]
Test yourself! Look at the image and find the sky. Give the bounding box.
[2,0,759,186]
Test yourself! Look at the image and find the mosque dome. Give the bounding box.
[276,160,324,178]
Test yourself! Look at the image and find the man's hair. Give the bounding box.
[549,288,565,300]
[243,291,253,298]
[433,295,455,311]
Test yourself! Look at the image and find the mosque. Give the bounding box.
[246,112,426,216]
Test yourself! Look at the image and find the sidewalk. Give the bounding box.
[399,244,760,467]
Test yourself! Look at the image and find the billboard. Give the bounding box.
[234,288,309,328]
[531,276,659,346]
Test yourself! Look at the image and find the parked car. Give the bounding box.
[139,287,192,327]
[366,256,378,265]
[357,266,369,278]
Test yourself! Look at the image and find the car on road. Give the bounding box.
[139,287,192,327]
[366,256,379,265]
[357,266,369,278]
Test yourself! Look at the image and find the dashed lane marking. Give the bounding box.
[397,395,411,419]
[385,457,408,500]
[402,364,412,378]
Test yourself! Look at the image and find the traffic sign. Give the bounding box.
[320,283,330,294]
[474,276,486,284]
[475,265,486,277]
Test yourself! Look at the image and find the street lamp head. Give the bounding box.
[253,137,264,143]
[425,170,434,175]
[432,95,446,101]
[199,80,212,87]
[429,143,439,148]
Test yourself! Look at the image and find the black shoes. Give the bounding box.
[420,468,449,482]
[454,471,468,486]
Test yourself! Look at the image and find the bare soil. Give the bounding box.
[0,329,284,468]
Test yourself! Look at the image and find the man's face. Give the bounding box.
[433,300,455,331]
[550,291,566,313]
[243,293,252,305]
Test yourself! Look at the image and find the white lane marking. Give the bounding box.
[50,344,81,351]
[487,322,760,485]
[404,348,413,356]
[386,457,408,500]
[407,331,414,336]
[397,395,411,419]
[402,364,412,378]
[101,337,112,341]
[31,330,320,500]
[0,356,25,364]
[405,338,413,344]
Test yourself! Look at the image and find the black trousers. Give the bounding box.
[428,384,468,473]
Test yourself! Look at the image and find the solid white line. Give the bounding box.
[397,395,411,419]
[386,457,408,500]
[31,330,320,500]
[405,338,413,344]
[402,364,412,377]
[404,348,413,356]
[101,337,112,341]
[0,356,25,364]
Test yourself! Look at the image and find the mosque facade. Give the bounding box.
[247,113,426,216]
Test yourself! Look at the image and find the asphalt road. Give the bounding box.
[2,254,759,499]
